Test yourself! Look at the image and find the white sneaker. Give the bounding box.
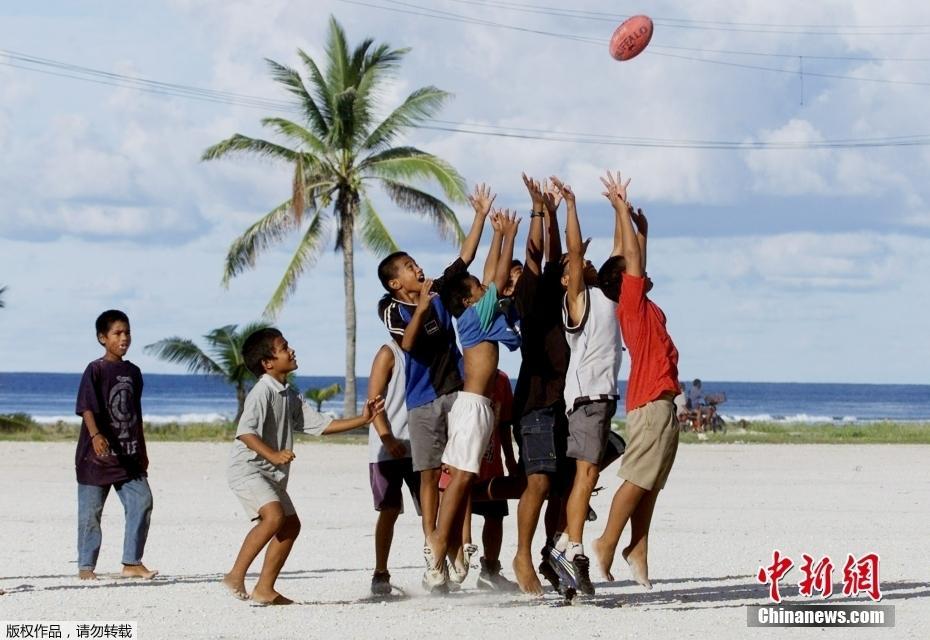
[422,546,448,593]
[448,543,479,584]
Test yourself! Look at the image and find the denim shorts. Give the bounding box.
[514,404,570,477]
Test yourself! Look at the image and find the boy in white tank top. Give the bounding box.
[548,176,623,597]
[366,341,419,596]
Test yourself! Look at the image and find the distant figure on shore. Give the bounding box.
[688,379,716,433]
[75,309,157,581]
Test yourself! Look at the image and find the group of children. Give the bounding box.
[74,169,681,605]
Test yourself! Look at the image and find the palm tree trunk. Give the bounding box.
[341,194,358,417]
[235,383,246,424]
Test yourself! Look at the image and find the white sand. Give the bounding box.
[0,441,927,639]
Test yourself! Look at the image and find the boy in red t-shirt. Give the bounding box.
[592,171,680,591]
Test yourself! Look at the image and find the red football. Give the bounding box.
[609,15,654,61]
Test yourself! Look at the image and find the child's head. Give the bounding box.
[95,309,131,359]
[559,253,599,290]
[502,259,523,297]
[243,327,296,378]
[597,255,627,302]
[441,272,484,318]
[377,251,425,296]
[692,378,702,389]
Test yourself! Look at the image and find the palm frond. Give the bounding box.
[358,197,399,256]
[363,86,449,151]
[222,200,296,285]
[362,147,468,203]
[264,58,329,138]
[263,210,329,319]
[259,117,328,154]
[380,180,464,244]
[143,338,223,376]
[201,134,298,163]
[297,48,334,134]
[325,16,352,92]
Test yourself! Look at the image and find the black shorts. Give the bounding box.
[471,499,509,518]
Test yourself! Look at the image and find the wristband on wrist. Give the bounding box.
[91,433,103,440]
[530,210,544,217]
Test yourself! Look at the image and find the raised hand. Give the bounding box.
[416,278,434,312]
[499,208,521,236]
[549,175,576,205]
[489,209,504,232]
[521,173,545,211]
[468,183,497,217]
[630,206,648,236]
[542,178,563,214]
[600,170,631,208]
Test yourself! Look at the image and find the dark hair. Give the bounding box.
[243,327,284,378]
[693,379,702,387]
[95,309,129,337]
[597,255,627,302]
[377,251,409,293]
[510,259,523,269]
[440,272,478,318]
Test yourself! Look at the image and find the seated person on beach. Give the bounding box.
[224,328,384,605]
[688,379,716,432]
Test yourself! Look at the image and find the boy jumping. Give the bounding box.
[224,328,383,604]
[593,171,680,590]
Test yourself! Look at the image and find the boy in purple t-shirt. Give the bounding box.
[74,310,156,580]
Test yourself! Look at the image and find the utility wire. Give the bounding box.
[6,48,930,149]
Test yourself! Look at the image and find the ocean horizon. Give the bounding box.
[1,372,928,425]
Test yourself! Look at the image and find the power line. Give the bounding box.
[6,48,930,149]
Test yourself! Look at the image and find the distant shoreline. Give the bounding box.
[3,414,930,445]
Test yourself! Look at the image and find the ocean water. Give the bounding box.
[1,373,928,424]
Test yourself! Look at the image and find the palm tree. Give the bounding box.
[304,383,342,412]
[144,322,271,424]
[202,16,467,416]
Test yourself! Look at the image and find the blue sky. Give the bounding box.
[2,0,929,384]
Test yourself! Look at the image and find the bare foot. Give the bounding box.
[592,537,616,582]
[250,589,294,606]
[78,569,98,581]
[222,574,249,600]
[121,564,159,580]
[512,552,543,595]
[622,546,652,590]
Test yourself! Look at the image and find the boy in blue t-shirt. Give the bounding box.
[425,209,521,590]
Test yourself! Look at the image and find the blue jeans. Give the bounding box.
[77,477,153,570]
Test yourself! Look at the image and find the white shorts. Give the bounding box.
[229,474,296,521]
[441,391,494,474]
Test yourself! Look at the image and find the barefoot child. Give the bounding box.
[75,310,157,581]
[427,209,521,591]
[366,340,418,595]
[224,328,383,604]
[593,171,680,591]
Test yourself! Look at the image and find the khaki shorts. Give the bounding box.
[229,474,296,521]
[618,398,679,491]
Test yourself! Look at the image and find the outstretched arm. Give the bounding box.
[601,171,641,277]
[522,173,545,275]
[495,210,520,291]
[322,396,385,434]
[551,176,584,325]
[630,206,648,272]
[366,346,406,458]
[544,178,563,263]
[461,183,495,267]
[482,211,504,286]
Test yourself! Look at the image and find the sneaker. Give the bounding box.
[572,554,595,595]
[448,543,479,584]
[370,570,391,596]
[538,544,561,590]
[586,506,598,522]
[422,546,448,594]
[476,557,518,592]
[547,546,577,591]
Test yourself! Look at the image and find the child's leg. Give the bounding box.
[113,477,157,578]
[481,514,504,565]
[461,497,473,546]
[225,501,287,599]
[622,488,659,589]
[591,481,646,581]
[429,467,474,564]
[77,483,110,579]
[252,513,301,605]
[419,467,441,539]
[374,509,400,573]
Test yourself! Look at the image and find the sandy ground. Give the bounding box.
[0,441,927,639]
